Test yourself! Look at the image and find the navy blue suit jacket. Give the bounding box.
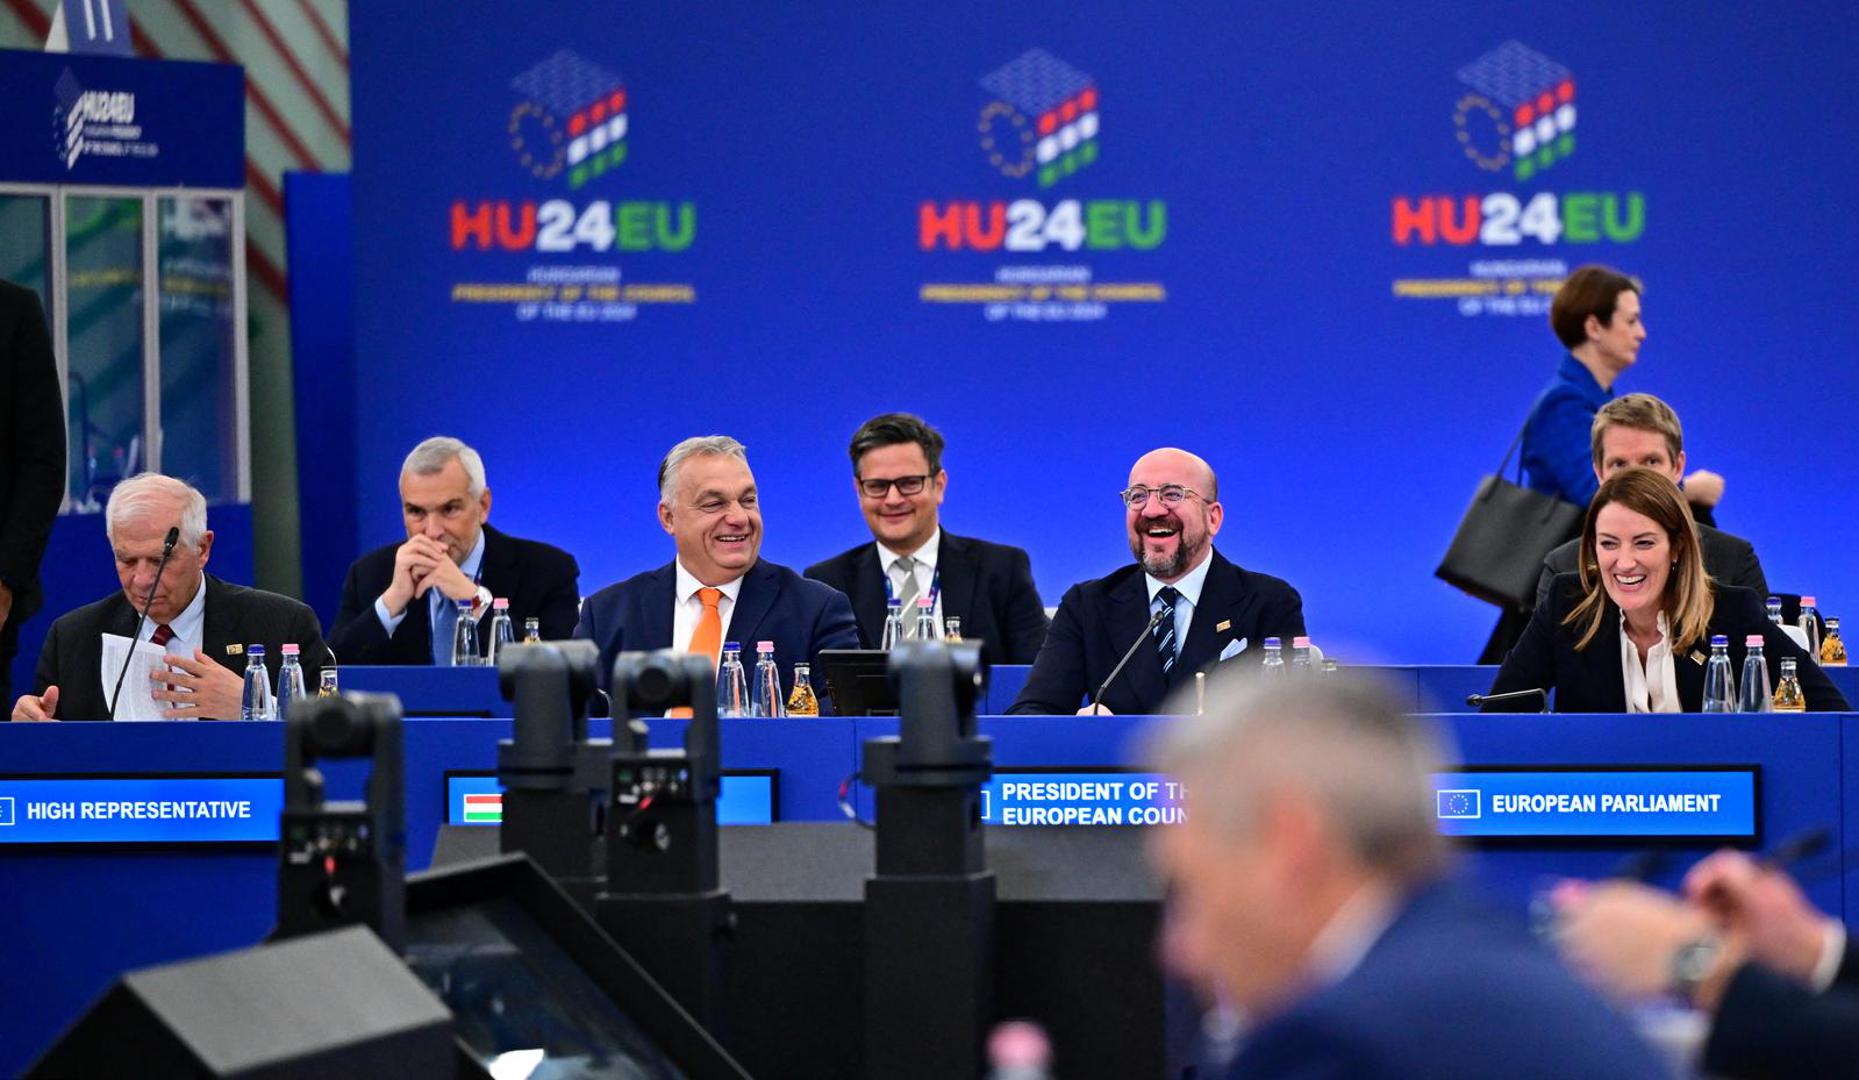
[328,523,581,666]
[1009,549,1304,715]
[1488,577,1847,713]
[804,530,1049,665]
[1227,881,1668,1080]
[574,558,860,708]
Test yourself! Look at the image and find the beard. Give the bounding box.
[1130,518,1202,579]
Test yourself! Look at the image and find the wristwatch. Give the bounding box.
[1668,932,1723,1002]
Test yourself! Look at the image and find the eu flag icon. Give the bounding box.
[0,796,14,826]
[1436,789,1481,819]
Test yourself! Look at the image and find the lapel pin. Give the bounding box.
[1689,650,1705,665]
[1216,619,1232,633]
[226,644,244,656]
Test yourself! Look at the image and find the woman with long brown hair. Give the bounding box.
[1485,469,1844,713]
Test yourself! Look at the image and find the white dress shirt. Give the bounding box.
[1145,550,1215,660]
[879,527,942,627]
[142,572,208,655]
[1619,610,1681,714]
[673,560,745,656]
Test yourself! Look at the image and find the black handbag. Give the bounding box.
[1436,424,1585,611]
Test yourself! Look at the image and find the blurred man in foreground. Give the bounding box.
[1555,849,1859,1077]
[0,278,66,706]
[1149,674,1666,1078]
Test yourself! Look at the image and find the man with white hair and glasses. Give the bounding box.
[12,473,326,721]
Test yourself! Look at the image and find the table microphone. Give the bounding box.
[108,526,181,721]
[1089,605,1171,715]
[1465,687,1548,712]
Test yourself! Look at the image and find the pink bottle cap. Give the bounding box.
[281,643,300,655]
[1745,634,1764,647]
[1293,636,1311,648]
[1801,596,1817,606]
[918,597,934,608]
[493,597,510,609]
[756,640,775,651]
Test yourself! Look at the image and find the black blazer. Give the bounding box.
[1486,576,1847,713]
[573,558,860,707]
[1008,549,1306,715]
[803,530,1049,665]
[1705,950,1859,1078]
[28,575,328,720]
[0,280,66,629]
[328,523,580,665]
[1536,522,1767,612]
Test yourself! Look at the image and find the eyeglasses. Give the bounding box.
[1120,484,1204,510]
[859,474,932,498]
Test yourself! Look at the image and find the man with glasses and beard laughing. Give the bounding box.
[1009,447,1307,716]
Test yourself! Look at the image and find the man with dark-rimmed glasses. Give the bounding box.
[1009,447,1306,715]
[806,413,1049,664]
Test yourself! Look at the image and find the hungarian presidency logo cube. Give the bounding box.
[1452,41,1576,182]
[977,48,1100,189]
[508,49,629,190]
[0,796,14,826]
[1437,789,1481,819]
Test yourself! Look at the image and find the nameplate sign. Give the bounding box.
[1432,767,1759,840]
[0,776,281,844]
[445,770,779,827]
[981,771,1182,827]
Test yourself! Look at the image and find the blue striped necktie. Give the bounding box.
[1152,586,1179,676]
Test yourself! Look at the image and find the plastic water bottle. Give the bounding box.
[1738,635,1772,713]
[275,643,307,722]
[449,598,480,666]
[1821,617,1846,667]
[241,645,273,721]
[1261,637,1286,677]
[914,597,939,641]
[485,598,515,664]
[1766,597,1784,626]
[750,640,785,717]
[1798,596,1822,659]
[523,616,541,644]
[317,668,339,698]
[881,599,906,650]
[715,642,750,717]
[1702,635,1737,712]
[943,617,963,642]
[1320,658,1340,675]
[1291,636,1313,675]
[786,662,820,717]
[1772,658,1807,712]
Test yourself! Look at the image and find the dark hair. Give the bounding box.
[848,413,944,476]
[1550,265,1641,350]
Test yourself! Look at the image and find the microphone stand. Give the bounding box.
[107,526,181,721]
[1464,687,1549,713]
[1090,605,1171,715]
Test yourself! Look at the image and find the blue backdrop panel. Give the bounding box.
[0,48,241,187]
[284,171,359,629]
[349,2,1859,662]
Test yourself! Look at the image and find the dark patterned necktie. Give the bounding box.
[1152,587,1179,676]
[150,623,175,648]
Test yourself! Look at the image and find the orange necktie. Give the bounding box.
[670,587,724,718]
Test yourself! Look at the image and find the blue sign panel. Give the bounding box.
[1431,769,1758,840]
[0,777,281,844]
[0,48,243,186]
[981,771,1182,827]
[446,772,777,827]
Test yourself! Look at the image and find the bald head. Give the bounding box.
[1129,447,1217,501]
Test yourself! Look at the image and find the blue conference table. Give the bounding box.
[1,676,1854,1072]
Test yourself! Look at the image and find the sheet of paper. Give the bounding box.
[98,632,182,722]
